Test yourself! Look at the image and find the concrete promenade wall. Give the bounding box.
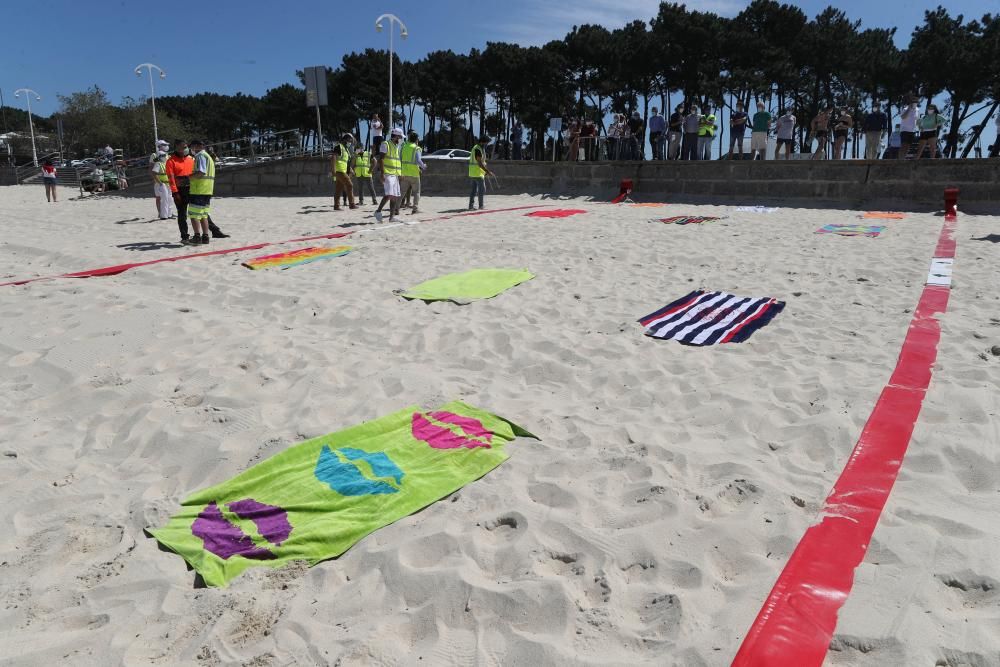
[210,156,1000,211]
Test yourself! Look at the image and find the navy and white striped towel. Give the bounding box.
[639,290,785,345]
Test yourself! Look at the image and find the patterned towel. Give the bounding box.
[862,211,905,220]
[816,224,886,237]
[639,290,785,345]
[150,402,535,586]
[243,246,352,270]
[654,216,725,225]
[733,206,778,213]
[525,209,588,218]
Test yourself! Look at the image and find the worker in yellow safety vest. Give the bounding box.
[400,131,427,214]
[697,109,717,161]
[374,127,404,222]
[187,138,216,245]
[468,135,494,211]
[150,150,174,219]
[354,146,376,205]
[332,133,356,210]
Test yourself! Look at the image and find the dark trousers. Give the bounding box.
[173,186,223,238]
[681,133,699,160]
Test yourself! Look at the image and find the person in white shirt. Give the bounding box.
[898,99,919,160]
[370,114,384,150]
[773,110,796,160]
[150,152,173,219]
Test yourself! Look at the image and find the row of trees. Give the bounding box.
[4,2,999,162]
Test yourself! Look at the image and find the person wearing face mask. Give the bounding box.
[468,134,494,211]
[151,151,173,219]
[374,127,404,222]
[166,139,229,244]
[332,133,356,210]
[750,102,772,160]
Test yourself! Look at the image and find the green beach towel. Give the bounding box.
[399,268,534,303]
[150,401,534,586]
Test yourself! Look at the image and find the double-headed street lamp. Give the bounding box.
[134,63,166,146]
[14,88,41,167]
[375,14,407,131]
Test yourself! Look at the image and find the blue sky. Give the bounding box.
[2,0,997,118]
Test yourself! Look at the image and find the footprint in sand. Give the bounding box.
[8,351,42,367]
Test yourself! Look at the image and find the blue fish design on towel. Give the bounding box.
[314,446,405,496]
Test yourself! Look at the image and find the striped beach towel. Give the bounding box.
[525,209,587,218]
[639,290,785,345]
[862,211,905,220]
[654,216,725,225]
[243,245,352,270]
[816,224,886,237]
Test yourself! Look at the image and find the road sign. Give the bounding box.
[303,66,328,107]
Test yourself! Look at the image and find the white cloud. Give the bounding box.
[496,0,746,46]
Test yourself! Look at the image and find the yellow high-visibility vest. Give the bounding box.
[468,144,485,178]
[189,150,215,196]
[382,140,402,176]
[401,142,421,178]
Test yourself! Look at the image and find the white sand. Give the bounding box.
[0,184,998,666]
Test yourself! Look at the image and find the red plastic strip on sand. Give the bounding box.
[732,215,957,666]
[0,204,550,288]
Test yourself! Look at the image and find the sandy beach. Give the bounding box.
[1,184,998,666]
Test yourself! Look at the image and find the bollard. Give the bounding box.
[944,187,959,219]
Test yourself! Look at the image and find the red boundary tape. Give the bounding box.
[732,213,958,666]
[0,204,549,288]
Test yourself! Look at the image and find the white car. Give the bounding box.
[217,157,249,168]
[422,148,471,161]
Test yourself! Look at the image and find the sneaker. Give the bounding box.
[374,210,383,222]
[409,209,419,214]
[371,199,377,205]
[211,232,230,239]
[349,205,357,210]
[468,206,475,211]
[334,206,342,211]
[201,234,210,245]
[181,236,195,245]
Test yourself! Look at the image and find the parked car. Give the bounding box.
[422,148,471,161]
[71,158,97,169]
[217,156,250,168]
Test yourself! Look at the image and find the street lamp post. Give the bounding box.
[134,63,166,146]
[375,14,407,132]
[14,88,41,167]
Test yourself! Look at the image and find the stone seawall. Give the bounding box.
[207,157,999,211]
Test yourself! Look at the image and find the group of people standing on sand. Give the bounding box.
[330,114,494,222]
[149,138,229,245]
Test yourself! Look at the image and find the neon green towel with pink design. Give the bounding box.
[150,402,534,586]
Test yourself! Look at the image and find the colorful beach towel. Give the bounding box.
[399,268,534,303]
[640,290,785,345]
[150,402,534,586]
[862,211,905,220]
[816,224,886,237]
[654,216,725,225]
[243,245,352,270]
[525,209,587,218]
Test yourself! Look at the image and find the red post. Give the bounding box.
[944,187,959,220]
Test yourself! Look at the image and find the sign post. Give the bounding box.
[549,117,562,162]
[304,66,329,156]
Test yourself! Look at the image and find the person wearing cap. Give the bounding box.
[167,139,228,243]
[374,127,404,222]
[187,139,215,244]
[150,139,172,217]
[400,131,427,214]
[332,133,356,210]
[150,149,173,219]
[354,145,377,205]
[468,135,494,211]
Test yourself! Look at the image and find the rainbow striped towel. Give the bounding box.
[654,216,725,225]
[243,245,352,270]
[816,224,885,237]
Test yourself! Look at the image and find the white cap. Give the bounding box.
[391,127,404,137]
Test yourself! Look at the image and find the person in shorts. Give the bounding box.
[750,102,771,160]
[898,99,919,159]
[773,109,795,160]
[374,127,404,222]
[41,158,57,202]
[832,107,853,160]
[915,104,946,159]
[810,107,831,160]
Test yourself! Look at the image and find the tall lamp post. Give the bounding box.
[14,88,41,166]
[375,14,407,131]
[134,63,166,146]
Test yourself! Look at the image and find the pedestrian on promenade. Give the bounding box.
[915,104,946,159]
[810,107,831,160]
[898,98,919,159]
[667,104,684,159]
[648,107,665,160]
[697,108,717,161]
[863,103,888,160]
[750,102,772,160]
[681,105,701,160]
[832,107,853,160]
[774,109,796,160]
[728,102,747,159]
